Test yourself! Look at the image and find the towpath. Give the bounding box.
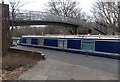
[11,46,118,80]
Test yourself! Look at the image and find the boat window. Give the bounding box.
[81,41,95,51]
[21,38,26,43]
[26,38,31,44]
[38,39,44,46]
[58,39,67,48]
[31,38,38,45]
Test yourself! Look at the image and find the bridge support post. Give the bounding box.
[0,3,10,56]
[74,27,77,35]
[75,27,77,35]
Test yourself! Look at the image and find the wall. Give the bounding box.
[21,38,27,43]
[67,40,81,49]
[95,41,120,54]
[44,39,58,47]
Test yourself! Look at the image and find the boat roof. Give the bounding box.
[22,35,119,40]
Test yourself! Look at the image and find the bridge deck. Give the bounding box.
[10,20,79,28]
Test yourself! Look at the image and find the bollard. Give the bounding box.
[41,54,46,60]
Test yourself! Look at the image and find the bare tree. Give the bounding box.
[91,0,119,33]
[7,0,28,45]
[8,0,28,28]
[45,0,84,34]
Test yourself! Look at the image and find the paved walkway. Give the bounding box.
[11,46,118,80]
[11,46,118,74]
[19,59,118,80]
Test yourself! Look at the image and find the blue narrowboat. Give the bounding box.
[19,35,120,60]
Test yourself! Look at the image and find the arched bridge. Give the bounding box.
[10,20,79,34]
[10,10,79,34]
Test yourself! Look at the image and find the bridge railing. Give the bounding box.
[95,22,118,35]
[10,10,84,26]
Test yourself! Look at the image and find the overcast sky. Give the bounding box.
[3,0,120,15]
[21,0,94,14]
[3,0,94,15]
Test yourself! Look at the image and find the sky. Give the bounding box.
[3,0,95,15]
[3,0,120,15]
[23,0,94,14]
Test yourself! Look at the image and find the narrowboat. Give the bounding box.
[19,35,120,60]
